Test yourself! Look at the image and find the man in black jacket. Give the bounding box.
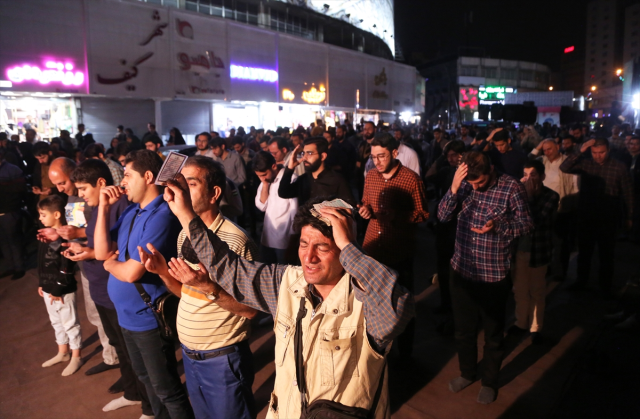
[278,137,354,206]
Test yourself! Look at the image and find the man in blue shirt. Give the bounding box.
[94,150,194,419]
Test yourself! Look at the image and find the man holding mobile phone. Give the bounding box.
[438,151,532,404]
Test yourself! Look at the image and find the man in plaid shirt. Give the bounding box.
[438,151,532,404]
[359,133,428,360]
[560,138,633,295]
[511,160,559,345]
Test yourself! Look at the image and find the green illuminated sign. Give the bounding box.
[478,86,515,101]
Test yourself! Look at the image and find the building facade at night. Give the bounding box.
[419,56,551,125]
[0,0,422,145]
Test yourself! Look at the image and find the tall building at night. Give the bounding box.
[0,0,422,144]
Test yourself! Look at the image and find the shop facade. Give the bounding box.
[0,0,422,145]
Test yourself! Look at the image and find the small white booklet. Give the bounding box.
[155,151,189,185]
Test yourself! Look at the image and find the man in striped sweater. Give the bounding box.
[140,156,259,419]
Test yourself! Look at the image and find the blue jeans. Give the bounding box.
[122,327,194,419]
[182,340,256,419]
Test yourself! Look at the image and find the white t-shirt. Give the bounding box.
[255,168,298,249]
[543,157,562,195]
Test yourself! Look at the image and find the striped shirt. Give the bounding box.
[176,213,258,351]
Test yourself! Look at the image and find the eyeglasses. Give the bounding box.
[371,153,390,162]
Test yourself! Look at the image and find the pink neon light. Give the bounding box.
[7,61,84,86]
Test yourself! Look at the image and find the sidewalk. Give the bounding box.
[0,227,638,419]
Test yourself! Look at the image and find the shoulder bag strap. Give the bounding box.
[368,359,387,419]
[122,209,154,309]
[294,296,308,412]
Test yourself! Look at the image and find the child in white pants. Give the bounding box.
[37,195,83,376]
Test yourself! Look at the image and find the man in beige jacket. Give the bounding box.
[160,174,415,419]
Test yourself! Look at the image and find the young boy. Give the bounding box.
[37,195,83,376]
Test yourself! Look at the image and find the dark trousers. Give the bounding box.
[122,327,195,419]
[435,221,457,308]
[450,268,511,389]
[0,211,24,271]
[95,304,152,416]
[555,211,578,277]
[576,218,617,292]
[182,340,256,419]
[388,258,415,358]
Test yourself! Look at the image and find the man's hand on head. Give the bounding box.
[164,173,197,227]
[317,207,355,250]
[580,139,596,154]
[100,185,124,207]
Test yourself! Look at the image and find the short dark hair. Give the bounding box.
[71,159,114,186]
[210,138,226,149]
[593,138,610,149]
[196,132,211,142]
[461,151,492,181]
[562,135,576,144]
[148,123,156,129]
[268,136,289,152]
[303,136,329,155]
[492,130,510,143]
[523,159,545,177]
[293,196,336,239]
[231,136,245,146]
[324,128,336,138]
[183,156,226,203]
[370,132,399,152]
[252,150,276,172]
[38,195,66,216]
[143,136,161,145]
[443,140,466,156]
[33,141,51,157]
[364,121,375,129]
[124,149,163,179]
[258,136,269,145]
[83,143,106,159]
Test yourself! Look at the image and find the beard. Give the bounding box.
[363,132,374,141]
[304,159,322,173]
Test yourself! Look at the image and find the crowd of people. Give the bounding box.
[0,115,639,418]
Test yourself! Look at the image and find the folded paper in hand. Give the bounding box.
[310,199,354,226]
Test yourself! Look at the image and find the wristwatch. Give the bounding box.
[205,290,218,301]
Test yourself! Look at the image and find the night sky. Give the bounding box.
[394,0,591,70]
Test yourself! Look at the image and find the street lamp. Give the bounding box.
[549,86,554,91]
[591,85,597,91]
[616,69,623,76]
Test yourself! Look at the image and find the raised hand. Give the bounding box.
[580,139,596,153]
[37,228,60,243]
[317,207,354,250]
[138,243,168,276]
[164,173,196,226]
[451,162,468,194]
[100,185,124,207]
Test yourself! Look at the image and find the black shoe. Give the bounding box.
[85,361,119,376]
[531,332,544,345]
[108,376,125,394]
[507,325,528,336]
[11,270,25,280]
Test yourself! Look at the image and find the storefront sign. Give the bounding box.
[302,85,325,104]
[478,86,514,101]
[230,64,278,82]
[282,89,295,101]
[6,61,84,86]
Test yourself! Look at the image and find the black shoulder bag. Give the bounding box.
[124,210,179,341]
[294,297,386,419]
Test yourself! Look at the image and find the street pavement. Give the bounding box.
[1,224,638,419]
